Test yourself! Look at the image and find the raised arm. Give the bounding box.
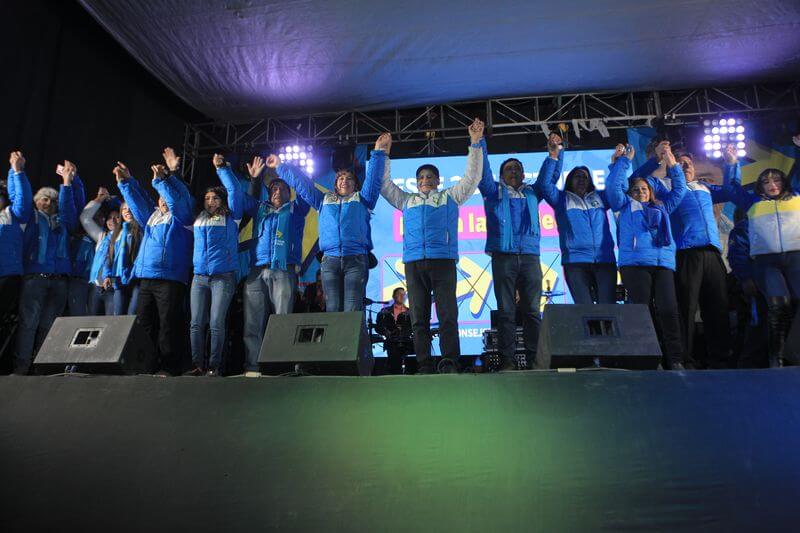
[58,163,77,232]
[477,137,498,198]
[447,118,485,206]
[8,151,33,222]
[213,154,247,220]
[361,134,392,209]
[152,165,194,226]
[115,162,154,227]
[274,158,324,211]
[538,133,565,206]
[380,154,409,211]
[660,147,687,214]
[605,144,633,211]
[721,144,756,211]
[80,188,111,242]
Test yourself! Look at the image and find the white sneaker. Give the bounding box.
[244,371,262,378]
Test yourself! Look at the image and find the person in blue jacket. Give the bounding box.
[181,152,245,376]
[606,143,687,370]
[61,162,94,316]
[380,119,485,374]
[236,153,310,375]
[278,133,385,313]
[723,137,800,367]
[103,200,143,315]
[14,158,78,374]
[114,150,194,376]
[80,186,121,315]
[633,141,732,368]
[538,134,617,305]
[0,152,33,358]
[477,132,557,371]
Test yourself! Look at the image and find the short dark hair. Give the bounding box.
[416,164,440,179]
[335,169,361,191]
[499,158,524,176]
[268,178,289,194]
[755,168,791,200]
[392,287,405,298]
[0,181,8,206]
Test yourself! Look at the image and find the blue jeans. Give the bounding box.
[491,254,542,365]
[321,254,368,312]
[190,272,236,370]
[563,262,618,304]
[113,282,140,315]
[66,277,91,316]
[14,275,69,374]
[89,284,115,315]
[243,265,297,371]
[753,251,800,299]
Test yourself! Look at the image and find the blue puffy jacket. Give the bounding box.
[606,157,687,270]
[478,139,552,256]
[23,184,78,274]
[635,158,730,252]
[539,152,616,264]
[239,178,309,269]
[118,174,194,284]
[278,152,383,257]
[0,169,33,277]
[381,143,484,263]
[188,166,244,276]
[68,175,93,278]
[727,219,752,282]
[80,199,117,286]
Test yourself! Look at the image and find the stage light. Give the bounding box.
[704,135,712,142]
[737,149,747,157]
[713,150,722,158]
[737,142,745,149]
[713,135,720,142]
[292,145,299,153]
[299,152,306,160]
[736,133,745,141]
[712,127,719,134]
[713,143,721,150]
[704,143,713,151]
[703,119,711,126]
[704,116,746,159]
[736,126,744,133]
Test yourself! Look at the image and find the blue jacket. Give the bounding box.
[381,143,484,263]
[23,184,78,275]
[727,219,752,282]
[278,152,383,257]
[189,166,244,276]
[478,139,551,256]
[539,153,615,264]
[68,175,92,277]
[118,174,194,284]
[0,169,33,276]
[606,157,687,270]
[636,157,729,252]
[723,161,800,256]
[239,178,309,269]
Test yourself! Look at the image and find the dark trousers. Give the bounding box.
[136,279,187,374]
[620,266,684,368]
[0,276,21,371]
[491,253,542,365]
[405,259,459,368]
[675,247,731,368]
[563,262,617,304]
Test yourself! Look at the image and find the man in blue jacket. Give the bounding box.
[479,134,559,371]
[636,142,732,368]
[380,119,485,374]
[115,152,194,376]
[239,155,310,375]
[14,156,77,374]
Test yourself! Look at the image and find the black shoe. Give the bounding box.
[768,356,784,369]
[437,358,459,374]
[182,367,204,377]
[206,368,221,377]
[416,364,434,375]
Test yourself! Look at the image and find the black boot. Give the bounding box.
[767,297,792,368]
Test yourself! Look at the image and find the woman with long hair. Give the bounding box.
[79,186,121,315]
[606,143,687,370]
[723,136,800,367]
[104,200,143,315]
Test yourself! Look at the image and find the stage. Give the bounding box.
[2,369,799,531]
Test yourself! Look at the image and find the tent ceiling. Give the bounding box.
[80,0,800,121]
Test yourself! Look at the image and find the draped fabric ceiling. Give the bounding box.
[80,0,800,121]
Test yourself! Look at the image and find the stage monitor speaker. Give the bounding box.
[536,304,662,370]
[258,312,372,376]
[34,316,155,375]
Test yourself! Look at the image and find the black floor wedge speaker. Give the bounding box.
[34,315,155,375]
[537,304,662,370]
[258,311,372,375]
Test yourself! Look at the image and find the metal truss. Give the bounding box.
[180,82,800,182]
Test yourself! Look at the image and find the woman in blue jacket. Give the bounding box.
[115,150,194,376]
[606,143,687,370]
[80,186,121,315]
[15,159,78,374]
[277,133,385,313]
[539,135,617,304]
[182,153,245,376]
[723,137,800,367]
[1,152,33,359]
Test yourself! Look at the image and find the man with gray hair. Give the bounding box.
[14,158,77,374]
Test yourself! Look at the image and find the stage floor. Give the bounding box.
[2,369,799,532]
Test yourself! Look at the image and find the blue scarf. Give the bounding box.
[499,184,539,252]
[641,203,672,248]
[258,202,293,271]
[35,211,68,265]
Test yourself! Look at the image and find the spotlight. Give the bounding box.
[737,142,745,149]
[292,145,299,153]
[720,127,729,134]
[713,150,722,158]
[736,126,744,133]
[712,127,719,134]
[703,135,712,142]
[703,119,711,126]
[704,116,746,159]
[737,149,747,157]
[713,135,720,142]
[736,133,745,141]
[704,143,713,151]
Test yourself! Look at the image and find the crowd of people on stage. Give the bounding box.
[1,120,799,376]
